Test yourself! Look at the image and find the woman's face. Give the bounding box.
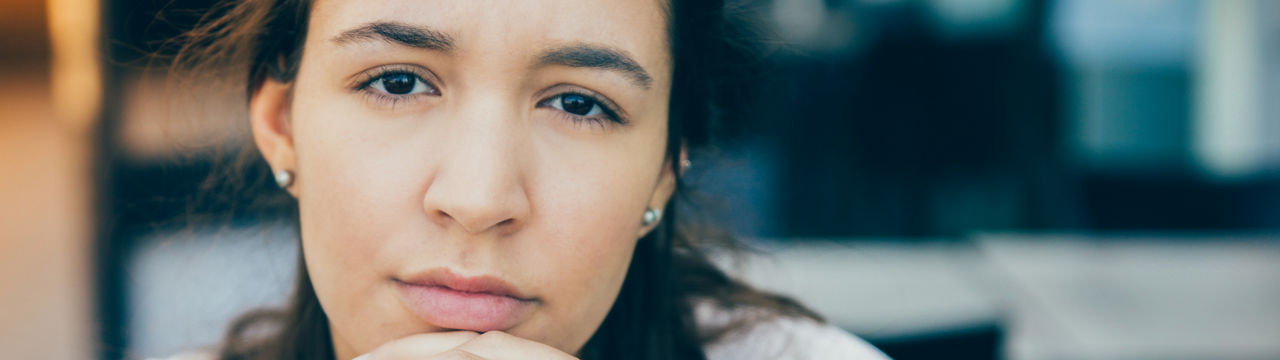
[249,0,675,358]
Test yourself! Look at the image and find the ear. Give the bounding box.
[637,145,689,237]
[249,77,298,196]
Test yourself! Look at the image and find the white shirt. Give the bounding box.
[697,302,890,360]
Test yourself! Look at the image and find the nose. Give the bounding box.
[421,103,531,236]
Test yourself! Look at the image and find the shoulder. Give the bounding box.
[696,302,891,360]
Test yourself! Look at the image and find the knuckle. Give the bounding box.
[470,330,512,345]
[373,337,413,355]
[433,349,484,360]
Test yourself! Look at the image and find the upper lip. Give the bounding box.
[395,267,535,301]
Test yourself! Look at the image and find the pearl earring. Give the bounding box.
[642,208,662,226]
[274,169,294,188]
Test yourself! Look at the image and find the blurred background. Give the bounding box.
[3,0,1279,359]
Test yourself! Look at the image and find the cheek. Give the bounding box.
[506,146,660,350]
[292,90,409,265]
[288,84,439,351]
[289,69,436,255]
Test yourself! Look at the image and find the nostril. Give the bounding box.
[434,209,455,222]
[431,207,519,234]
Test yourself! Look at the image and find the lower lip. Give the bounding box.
[394,282,533,332]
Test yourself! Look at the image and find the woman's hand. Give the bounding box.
[354,331,579,360]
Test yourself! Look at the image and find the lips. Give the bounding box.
[393,268,536,332]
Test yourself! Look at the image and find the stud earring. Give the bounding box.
[274,169,294,189]
[642,208,662,227]
[680,159,692,172]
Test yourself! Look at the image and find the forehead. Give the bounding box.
[307,0,671,74]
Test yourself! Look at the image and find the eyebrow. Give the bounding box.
[332,22,652,90]
[331,21,455,51]
[538,45,653,90]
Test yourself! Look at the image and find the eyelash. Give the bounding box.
[351,66,628,129]
[536,91,628,130]
[352,65,440,107]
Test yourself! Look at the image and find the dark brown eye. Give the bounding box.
[380,73,417,95]
[368,72,431,96]
[556,94,601,116]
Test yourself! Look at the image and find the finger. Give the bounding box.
[358,331,481,360]
[424,349,485,360]
[455,331,578,359]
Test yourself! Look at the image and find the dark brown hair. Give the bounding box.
[172,0,820,359]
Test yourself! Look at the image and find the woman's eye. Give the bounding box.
[369,72,430,95]
[549,94,604,116]
[537,92,628,127]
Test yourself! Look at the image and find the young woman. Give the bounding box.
[166,0,888,359]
